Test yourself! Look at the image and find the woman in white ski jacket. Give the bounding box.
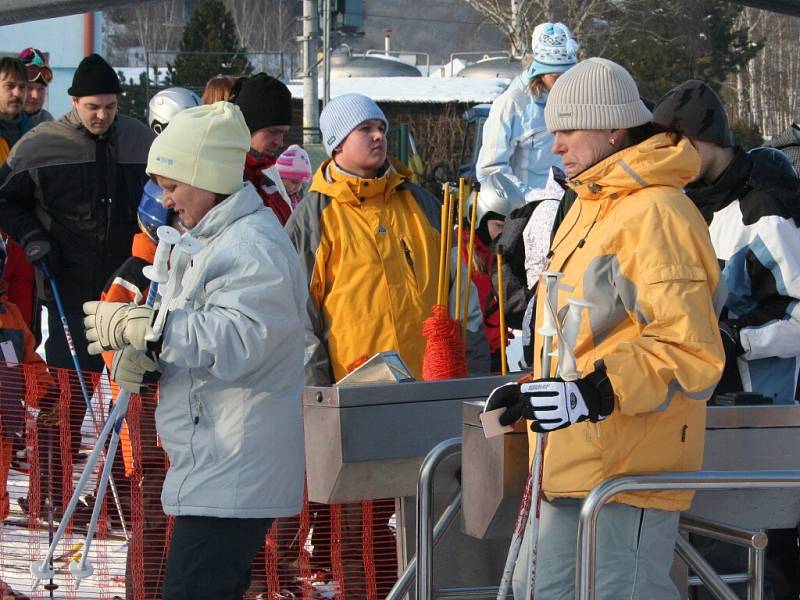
[476,22,578,199]
[82,101,308,600]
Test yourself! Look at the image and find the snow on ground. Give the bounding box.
[1,388,127,599]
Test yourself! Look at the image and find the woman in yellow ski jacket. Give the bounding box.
[491,58,725,600]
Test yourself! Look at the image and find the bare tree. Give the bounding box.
[459,0,611,55]
[105,0,188,66]
[731,7,800,138]
[224,0,299,77]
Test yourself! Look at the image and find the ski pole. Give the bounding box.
[31,226,186,589]
[496,272,560,599]
[454,178,465,321]
[38,263,129,540]
[71,225,185,589]
[462,188,479,340]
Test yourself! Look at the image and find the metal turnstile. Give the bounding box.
[461,402,800,537]
[302,375,516,595]
[303,376,515,503]
[689,404,800,529]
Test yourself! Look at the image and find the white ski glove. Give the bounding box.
[111,346,160,394]
[83,301,155,355]
[492,367,614,433]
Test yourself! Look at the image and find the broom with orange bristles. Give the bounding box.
[422,180,468,380]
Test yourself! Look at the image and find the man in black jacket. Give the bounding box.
[0,53,155,512]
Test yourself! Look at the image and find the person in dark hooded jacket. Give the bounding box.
[654,78,800,600]
[654,80,800,404]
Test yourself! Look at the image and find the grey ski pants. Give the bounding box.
[512,498,680,600]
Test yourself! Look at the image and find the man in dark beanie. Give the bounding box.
[232,72,294,225]
[655,79,800,600]
[0,52,155,519]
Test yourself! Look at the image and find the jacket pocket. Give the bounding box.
[641,264,707,285]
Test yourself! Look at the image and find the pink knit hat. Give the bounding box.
[276,144,312,182]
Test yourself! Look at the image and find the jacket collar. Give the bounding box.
[567,134,700,215]
[62,108,117,141]
[309,157,411,206]
[188,183,262,240]
[685,147,750,222]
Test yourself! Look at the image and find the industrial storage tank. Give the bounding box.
[457,56,523,79]
[330,48,422,78]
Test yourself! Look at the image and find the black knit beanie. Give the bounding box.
[68,53,122,97]
[652,80,732,147]
[231,73,292,133]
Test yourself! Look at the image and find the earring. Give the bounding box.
[609,137,616,146]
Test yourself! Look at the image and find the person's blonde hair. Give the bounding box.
[528,75,547,98]
[202,74,238,104]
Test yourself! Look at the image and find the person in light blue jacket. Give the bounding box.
[82,101,308,600]
[477,22,578,201]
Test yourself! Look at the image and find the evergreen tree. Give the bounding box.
[168,0,252,89]
[117,70,150,125]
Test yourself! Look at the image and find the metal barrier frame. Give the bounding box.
[387,438,498,600]
[576,470,800,600]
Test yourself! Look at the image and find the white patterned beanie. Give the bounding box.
[528,22,579,79]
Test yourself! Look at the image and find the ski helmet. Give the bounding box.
[470,173,525,226]
[0,235,7,281]
[138,180,173,243]
[148,87,201,134]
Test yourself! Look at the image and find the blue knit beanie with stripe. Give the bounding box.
[319,93,388,156]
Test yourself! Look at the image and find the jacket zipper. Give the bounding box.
[175,371,198,509]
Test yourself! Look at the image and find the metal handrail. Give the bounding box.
[674,535,740,600]
[417,437,462,600]
[576,470,800,600]
[386,489,462,600]
[680,514,768,549]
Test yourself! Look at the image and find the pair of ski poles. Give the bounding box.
[496,272,589,599]
[31,226,200,589]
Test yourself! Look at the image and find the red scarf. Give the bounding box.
[243,152,293,226]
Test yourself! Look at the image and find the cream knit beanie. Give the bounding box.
[544,57,652,132]
[146,101,250,195]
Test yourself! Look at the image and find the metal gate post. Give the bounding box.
[416,437,462,600]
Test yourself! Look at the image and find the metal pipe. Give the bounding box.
[301,0,320,144]
[417,438,462,600]
[83,12,93,56]
[384,28,392,54]
[674,535,740,600]
[437,587,499,598]
[688,575,753,586]
[576,470,800,600]
[679,515,768,549]
[386,490,462,600]
[747,539,765,600]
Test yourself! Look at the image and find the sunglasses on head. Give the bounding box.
[26,65,53,85]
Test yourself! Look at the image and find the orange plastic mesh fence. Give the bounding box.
[0,362,399,599]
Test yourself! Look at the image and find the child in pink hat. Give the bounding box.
[276,144,312,208]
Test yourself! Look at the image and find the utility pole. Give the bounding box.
[322,0,331,107]
[301,0,321,145]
